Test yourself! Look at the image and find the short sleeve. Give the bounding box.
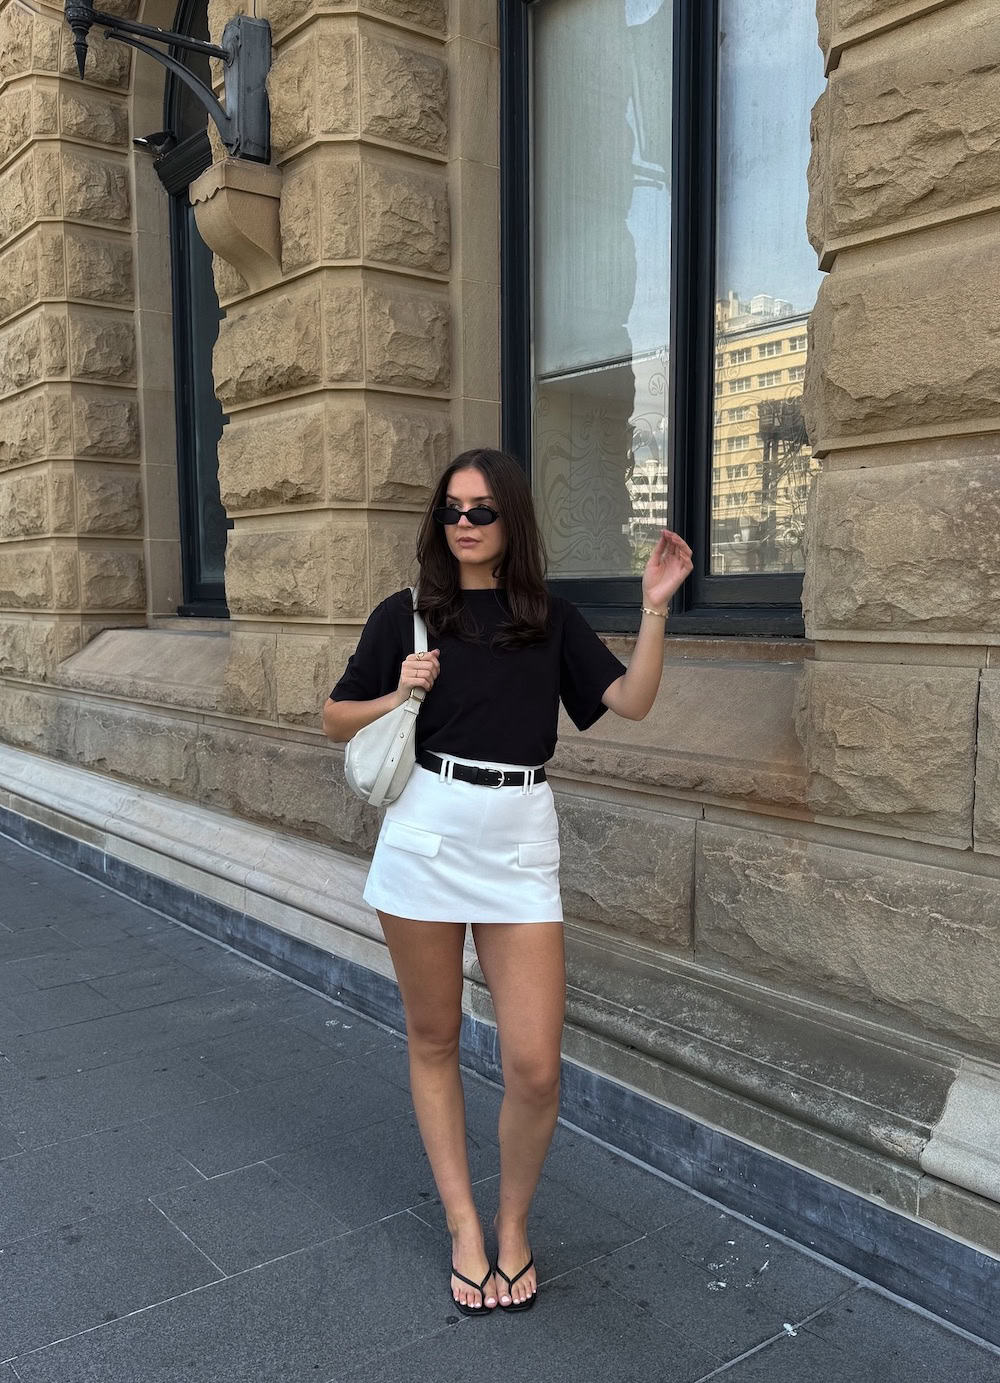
[329,594,408,702]
[558,599,628,732]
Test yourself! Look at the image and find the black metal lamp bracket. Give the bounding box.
[64,0,271,162]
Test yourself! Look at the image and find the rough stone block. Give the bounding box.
[275,634,331,726]
[222,632,277,719]
[0,150,37,246]
[363,157,449,272]
[317,27,358,135]
[78,548,145,609]
[258,0,313,35]
[0,393,46,466]
[0,83,31,165]
[695,820,1000,1048]
[52,546,79,607]
[0,548,51,608]
[800,661,978,841]
[65,231,134,305]
[365,0,446,33]
[225,528,329,617]
[73,392,140,457]
[322,278,363,383]
[61,150,131,226]
[40,307,67,375]
[0,312,43,395]
[803,458,1000,636]
[558,794,694,947]
[974,670,1000,853]
[367,402,448,502]
[0,232,40,322]
[327,523,369,617]
[360,33,447,155]
[59,86,129,147]
[363,280,449,390]
[50,467,74,531]
[214,284,322,405]
[58,25,130,87]
[0,472,48,539]
[0,616,83,680]
[319,153,361,260]
[324,401,366,501]
[267,37,315,155]
[365,515,417,610]
[217,402,325,510]
[76,465,143,535]
[0,0,33,78]
[68,311,135,383]
[804,231,1000,442]
[811,3,1000,248]
[72,703,198,793]
[278,155,320,271]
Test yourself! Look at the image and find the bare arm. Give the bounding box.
[322,690,406,745]
[322,647,441,744]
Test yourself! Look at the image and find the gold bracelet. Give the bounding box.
[641,606,668,619]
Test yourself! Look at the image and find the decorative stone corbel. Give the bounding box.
[189,158,283,292]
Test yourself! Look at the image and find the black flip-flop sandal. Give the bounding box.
[450,1263,496,1316]
[495,1255,536,1311]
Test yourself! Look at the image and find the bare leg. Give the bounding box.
[471,920,565,1305]
[377,910,498,1310]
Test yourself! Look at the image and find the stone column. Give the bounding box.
[203,0,452,727]
[0,0,147,682]
[795,0,1000,1037]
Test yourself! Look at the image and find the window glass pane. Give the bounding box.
[710,1,825,576]
[531,0,672,579]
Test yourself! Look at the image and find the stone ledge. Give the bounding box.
[52,627,229,710]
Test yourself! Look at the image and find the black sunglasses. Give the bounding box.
[432,505,501,526]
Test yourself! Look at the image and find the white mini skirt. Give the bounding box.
[362,752,563,923]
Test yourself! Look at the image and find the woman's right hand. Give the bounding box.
[394,649,440,705]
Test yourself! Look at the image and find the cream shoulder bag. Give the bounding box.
[343,586,428,808]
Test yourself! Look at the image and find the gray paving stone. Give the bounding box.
[0,927,71,966]
[84,959,232,1008]
[0,1124,204,1245]
[588,1215,851,1364]
[8,1211,465,1383]
[140,1060,413,1176]
[3,1048,238,1148]
[267,1109,498,1230]
[332,1259,718,1383]
[544,1120,698,1233]
[142,936,284,989]
[0,1198,223,1359]
[0,959,41,998]
[170,1017,383,1090]
[280,1005,404,1061]
[151,1161,349,1273]
[12,938,170,990]
[802,1288,1000,1382]
[411,1162,644,1283]
[0,981,121,1035]
[0,982,310,1078]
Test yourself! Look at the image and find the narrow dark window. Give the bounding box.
[502,0,825,635]
[151,0,231,617]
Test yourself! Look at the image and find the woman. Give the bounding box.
[322,448,692,1315]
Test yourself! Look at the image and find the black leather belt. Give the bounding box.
[417,750,546,788]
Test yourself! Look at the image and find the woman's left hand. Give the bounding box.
[642,529,694,611]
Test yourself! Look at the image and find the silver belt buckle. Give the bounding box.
[476,766,505,787]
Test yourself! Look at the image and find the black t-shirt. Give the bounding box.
[329,586,628,766]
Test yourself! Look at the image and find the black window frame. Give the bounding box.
[152,0,232,618]
[501,0,808,637]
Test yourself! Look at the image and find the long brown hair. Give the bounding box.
[413,449,550,648]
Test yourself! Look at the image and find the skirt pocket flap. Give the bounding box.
[517,839,560,868]
[384,820,443,858]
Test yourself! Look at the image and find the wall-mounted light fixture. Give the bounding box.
[63,0,271,163]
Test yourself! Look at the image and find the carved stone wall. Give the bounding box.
[0,0,147,680]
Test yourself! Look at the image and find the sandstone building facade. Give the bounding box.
[1,0,999,1322]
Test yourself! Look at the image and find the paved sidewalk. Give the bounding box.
[1,831,998,1383]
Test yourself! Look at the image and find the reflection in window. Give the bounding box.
[710,1,825,576]
[530,0,672,579]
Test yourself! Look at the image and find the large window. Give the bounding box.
[502,0,825,633]
[151,0,230,616]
